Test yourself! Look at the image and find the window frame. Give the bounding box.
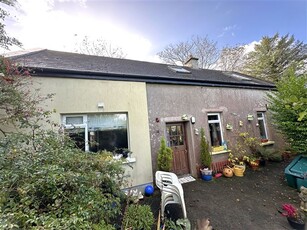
[207,113,224,147]
[62,113,129,152]
[257,112,268,140]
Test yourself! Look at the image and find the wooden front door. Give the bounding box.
[166,123,189,175]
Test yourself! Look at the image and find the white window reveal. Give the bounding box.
[62,113,128,152]
[257,112,268,140]
[207,113,224,148]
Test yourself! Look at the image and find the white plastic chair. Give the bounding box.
[160,183,187,219]
[155,171,180,190]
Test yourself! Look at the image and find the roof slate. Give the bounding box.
[9,49,275,89]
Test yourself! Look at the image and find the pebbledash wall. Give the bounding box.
[32,76,153,188]
[146,84,283,178]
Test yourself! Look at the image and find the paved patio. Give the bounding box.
[142,159,302,230]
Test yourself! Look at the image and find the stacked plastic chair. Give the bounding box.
[155,171,187,220]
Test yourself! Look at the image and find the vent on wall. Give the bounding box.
[168,66,191,74]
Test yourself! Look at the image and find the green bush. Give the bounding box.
[157,137,173,171]
[0,130,125,229]
[267,68,307,155]
[122,204,154,230]
[0,57,128,229]
[200,128,212,168]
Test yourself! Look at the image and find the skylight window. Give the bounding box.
[230,73,252,81]
[168,66,191,74]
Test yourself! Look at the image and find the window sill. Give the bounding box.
[260,141,275,146]
[122,157,136,164]
[112,155,136,164]
[211,150,231,155]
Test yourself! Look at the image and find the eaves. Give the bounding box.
[30,67,276,91]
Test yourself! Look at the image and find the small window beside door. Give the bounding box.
[207,113,224,148]
[257,112,268,140]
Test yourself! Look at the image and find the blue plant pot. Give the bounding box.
[201,174,212,181]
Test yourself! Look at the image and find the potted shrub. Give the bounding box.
[157,137,173,172]
[200,128,212,180]
[281,203,305,230]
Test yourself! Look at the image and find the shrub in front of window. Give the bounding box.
[157,137,173,171]
[0,57,126,229]
[0,130,126,229]
[200,128,212,169]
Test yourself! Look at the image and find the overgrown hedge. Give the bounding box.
[0,130,125,229]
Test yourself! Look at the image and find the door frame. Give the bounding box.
[165,122,190,175]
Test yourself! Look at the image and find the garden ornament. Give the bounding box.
[299,186,307,212]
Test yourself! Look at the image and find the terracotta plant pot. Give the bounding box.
[249,160,260,170]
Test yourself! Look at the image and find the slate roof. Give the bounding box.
[9,49,275,90]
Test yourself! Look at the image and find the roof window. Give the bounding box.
[168,66,191,74]
[230,73,252,81]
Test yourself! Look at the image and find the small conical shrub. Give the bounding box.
[157,137,173,171]
[200,128,212,168]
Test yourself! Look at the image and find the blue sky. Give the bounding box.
[3,0,307,62]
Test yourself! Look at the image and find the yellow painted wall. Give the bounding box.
[33,76,153,188]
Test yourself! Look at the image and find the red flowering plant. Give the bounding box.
[281,204,305,224]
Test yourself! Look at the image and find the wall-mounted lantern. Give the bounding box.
[247,114,254,121]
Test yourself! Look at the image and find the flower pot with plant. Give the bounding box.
[200,128,212,180]
[281,203,305,230]
[157,137,173,172]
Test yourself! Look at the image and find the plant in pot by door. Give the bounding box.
[281,203,305,230]
[157,137,173,172]
[199,128,213,181]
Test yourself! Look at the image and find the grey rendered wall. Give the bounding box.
[146,84,283,177]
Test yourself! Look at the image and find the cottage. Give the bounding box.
[9,49,280,188]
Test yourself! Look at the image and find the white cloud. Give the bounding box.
[218,24,237,38]
[3,0,159,62]
[243,41,259,54]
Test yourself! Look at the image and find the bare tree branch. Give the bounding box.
[157,35,220,69]
[75,36,126,58]
[216,45,246,72]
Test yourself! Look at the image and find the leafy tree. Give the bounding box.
[200,128,212,168]
[0,0,22,49]
[267,67,307,154]
[216,45,246,72]
[0,58,53,135]
[157,137,173,171]
[0,57,126,229]
[157,35,219,69]
[76,36,126,58]
[243,33,306,82]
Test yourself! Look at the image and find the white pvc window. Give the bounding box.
[62,113,128,152]
[207,113,224,147]
[257,112,268,140]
